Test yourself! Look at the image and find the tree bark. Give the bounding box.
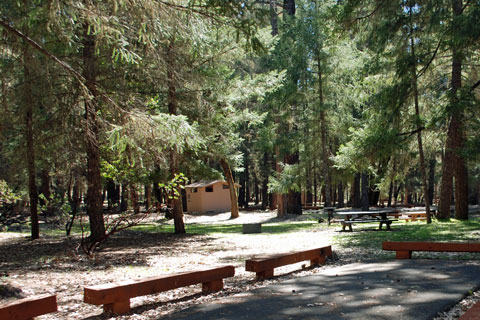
[120,183,128,212]
[276,148,288,218]
[261,153,269,210]
[66,168,80,237]
[245,150,250,208]
[145,185,151,211]
[387,180,394,207]
[353,173,361,208]
[318,63,331,208]
[285,152,302,215]
[82,23,106,243]
[361,172,369,211]
[337,181,344,208]
[451,0,468,220]
[269,0,278,36]
[439,0,469,220]
[428,158,436,205]
[284,0,295,16]
[23,40,39,240]
[166,38,185,233]
[220,158,240,219]
[130,184,140,214]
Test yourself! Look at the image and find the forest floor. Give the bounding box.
[1,209,480,319]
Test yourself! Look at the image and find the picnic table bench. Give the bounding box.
[245,246,332,280]
[399,212,427,222]
[0,294,57,320]
[459,300,480,320]
[339,218,396,231]
[84,265,235,314]
[382,241,480,259]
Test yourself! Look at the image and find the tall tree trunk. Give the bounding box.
[313,166,318,206]
[306,167,313,205]
[284,0,295,15]
[220,158,240,219]
[439,0,468,220]
[353,173,361,208]
[428,158,436,205]
[361,172,369,211]
[245,151,250,208]
[254,176,259,205]
[23,41,39,240]
[144,185,151,211]
[285,152,302,215]
[276,0,300,217]
[166,38,185,233]
[82,23,106,243]
[318,61,331,208]
[130,184,140,214]
[39,169,51,206]
[269,0,278,36]
[439,148,453,218]
[388,181,394,207]
[120,183,128,212]
[276,148,287,218]
[408,22,431,223]
[261,153,269,210]
[451,0,468,220]
[66,168,81,236]
[337,181,344,208]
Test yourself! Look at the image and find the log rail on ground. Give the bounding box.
[382,241,480,259]
[0,294,57,320]
[459,300,480,320]
[84,265,235,315]
[245,246,333,280]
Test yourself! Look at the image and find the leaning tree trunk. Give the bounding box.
[23,40,39,240]
[82,23,106,243]
[408,25,431,223]
[220,158,240,219]
[166,38,185,233]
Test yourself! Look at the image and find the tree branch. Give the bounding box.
[471,79,480,92]
[356,0,387,20]
[417,36,443,78]
[0,20,85,83]
[0,19,124,114]
[397,126,425,137]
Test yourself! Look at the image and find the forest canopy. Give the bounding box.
[0,0,479,245]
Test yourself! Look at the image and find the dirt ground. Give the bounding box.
[0,210,477,319]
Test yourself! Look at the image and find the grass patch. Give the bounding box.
[132,221,319,235]
[332,218,480,259]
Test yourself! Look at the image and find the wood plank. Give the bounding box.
[459,300,480,320]
[0,294,57,320]
[245,247,332,272]
[84,266,235,305]
[383,242,480,253]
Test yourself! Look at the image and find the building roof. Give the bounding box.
[184,180,241,188]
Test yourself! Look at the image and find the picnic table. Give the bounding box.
[333,209,397,231]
